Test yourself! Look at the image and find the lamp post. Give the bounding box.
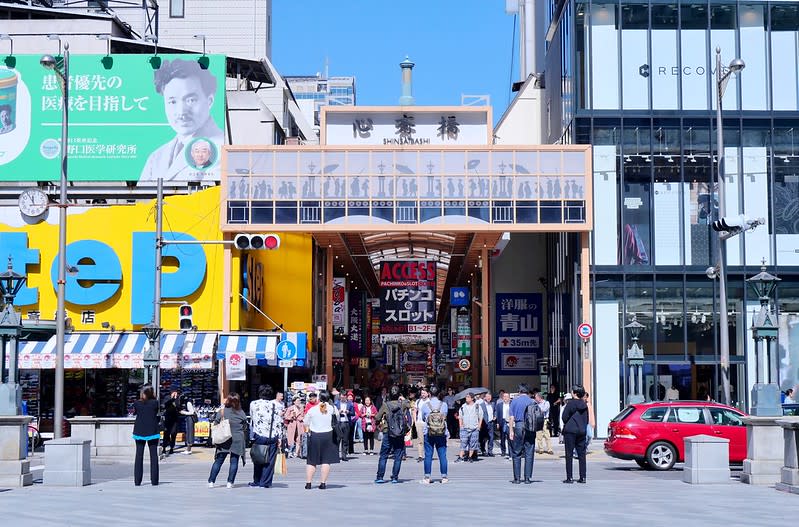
[0,257,26,415]
[715,47,745,407]
[746,262,781,416]
[142,322,162,399]
[625,315,646,404]
[40,43,69,438]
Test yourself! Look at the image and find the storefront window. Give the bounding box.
[625,275,655,359]
[683,124,714,267]
[739,5,768,111]
[621,153,652,266]
[655,279,685,359]
[770,5,799,111]
[621,4,649,110]
[589,3,620,109]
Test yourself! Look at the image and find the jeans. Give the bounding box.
[376,435,405,481]
[564,433,587,480]
[499,423,510,455]
[510,424,535,481]
[251,434,278,487]
[423,434,448,478]
[208,451,240,484]
[134,438,159,486]
[353,420,363,442]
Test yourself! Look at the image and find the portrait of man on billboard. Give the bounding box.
[139,59,223,183]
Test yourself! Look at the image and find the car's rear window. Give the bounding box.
[611,406,636,422]
[641,407,668,422]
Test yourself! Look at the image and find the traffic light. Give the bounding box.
[179,303,193,331]
[234,233,281,251]
[712,215,764,233]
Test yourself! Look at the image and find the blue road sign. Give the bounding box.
[451,287,469,307]
[276,339,297,361]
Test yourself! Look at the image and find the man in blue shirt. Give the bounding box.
[418,386,449,484]
[508,384,536,484]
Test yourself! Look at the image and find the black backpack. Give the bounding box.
[387,404,410,438]
[523,402,545,433]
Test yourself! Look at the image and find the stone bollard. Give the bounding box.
[682,434,731,484]
[44,438,91,486]
[775,417,799,495]
[740,416,784,485]
[0,415,32,487]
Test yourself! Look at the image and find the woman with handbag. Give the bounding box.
[208,393,248,488]
[358,396,378,455]
[302,391,340,489]
[132,384,160,486]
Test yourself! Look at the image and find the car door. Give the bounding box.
[708,407,747,462]
[663,406,711,460]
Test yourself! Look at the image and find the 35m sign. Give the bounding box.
[378,260,437,335]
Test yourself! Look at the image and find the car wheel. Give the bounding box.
[646,441,676,470]
[635,459,651,470]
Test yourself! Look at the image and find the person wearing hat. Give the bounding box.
[305,392,319,413]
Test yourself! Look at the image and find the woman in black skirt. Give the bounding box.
[302,391,339,489]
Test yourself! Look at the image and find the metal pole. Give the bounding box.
[54,43,69,439]
[716,48,732,407]
[283,367,288,402]
[153,178,164,400]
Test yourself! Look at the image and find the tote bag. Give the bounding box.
[211,410,233,445]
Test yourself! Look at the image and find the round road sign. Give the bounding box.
[577,323,593,340]
[276,340,297,361]
[458,358,471,371]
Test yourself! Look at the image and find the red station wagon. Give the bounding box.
[604,401,748,470]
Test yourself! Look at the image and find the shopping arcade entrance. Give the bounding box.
[219,106,594,392]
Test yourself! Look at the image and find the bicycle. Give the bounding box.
[27,420,43,454]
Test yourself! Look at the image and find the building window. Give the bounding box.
[170,0,185,18]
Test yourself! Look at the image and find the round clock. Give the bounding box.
[18,188,49,218]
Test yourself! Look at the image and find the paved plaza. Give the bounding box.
[1,441,795,526]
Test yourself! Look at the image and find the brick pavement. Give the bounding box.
[2,439,794,526]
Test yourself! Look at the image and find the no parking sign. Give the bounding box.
[577,323,593,340]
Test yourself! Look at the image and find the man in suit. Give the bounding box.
[139,58,223,183]
[478,392,496,456]
[495,390,511,459]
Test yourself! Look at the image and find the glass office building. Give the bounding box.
[544,0,799,427]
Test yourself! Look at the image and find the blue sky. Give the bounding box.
[272,0,518,120]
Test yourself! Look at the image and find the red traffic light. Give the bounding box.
[264,235,279,249]
[180,305,192,316]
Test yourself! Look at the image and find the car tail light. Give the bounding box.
[614,426,637,439]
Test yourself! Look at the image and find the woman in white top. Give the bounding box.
[302,391,339,489]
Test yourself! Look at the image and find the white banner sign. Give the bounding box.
[226,351,247,381]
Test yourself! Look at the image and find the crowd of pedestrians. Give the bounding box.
[130,382,593,488]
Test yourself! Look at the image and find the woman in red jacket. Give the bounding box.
[283,397,305,458]
[358,396,378,455]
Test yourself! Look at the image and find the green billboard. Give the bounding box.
[0,54,226,183]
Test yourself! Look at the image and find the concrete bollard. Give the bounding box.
[775,417,799,495]
[44,438,91,486]
[682,434,731,484]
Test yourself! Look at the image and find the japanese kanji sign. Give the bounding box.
[495,293,542,375]
[379,260,437,339]
[0,54,226,183]
[332,277,347,336]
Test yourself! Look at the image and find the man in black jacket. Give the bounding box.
[161,391,180,457]
[561,385,589,484]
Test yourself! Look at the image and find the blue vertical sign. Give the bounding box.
[495,293,542,375]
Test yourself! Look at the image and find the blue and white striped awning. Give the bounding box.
[217,334,280,365]
[11,332,218,370]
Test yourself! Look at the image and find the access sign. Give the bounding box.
[577,323,593,340]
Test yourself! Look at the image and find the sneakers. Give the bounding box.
[226,483,233,489]
[374,478,386,484]
[453,457,464,463]
[390,479,399,484]
[441,477,449,484]
[207,482,214,488]
[420,478,431,485]
[505,455,511,460]
[183,451,192,455]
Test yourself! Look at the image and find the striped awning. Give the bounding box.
[217,334,280,365]
[11,332,218,370]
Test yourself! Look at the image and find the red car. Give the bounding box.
[604,401,748,470]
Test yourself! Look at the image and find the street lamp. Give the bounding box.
[142,321,162,398]
[624,315,646,404]
[715,47,745,407]
[747,262,781,416]
[40,43,69,438]
[0,257,26,415]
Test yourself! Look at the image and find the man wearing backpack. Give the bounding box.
[507,384,537,484]
[418,386,449,484]
[374,386,411,484]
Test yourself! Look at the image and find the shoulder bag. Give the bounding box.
[211,408,233,445]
